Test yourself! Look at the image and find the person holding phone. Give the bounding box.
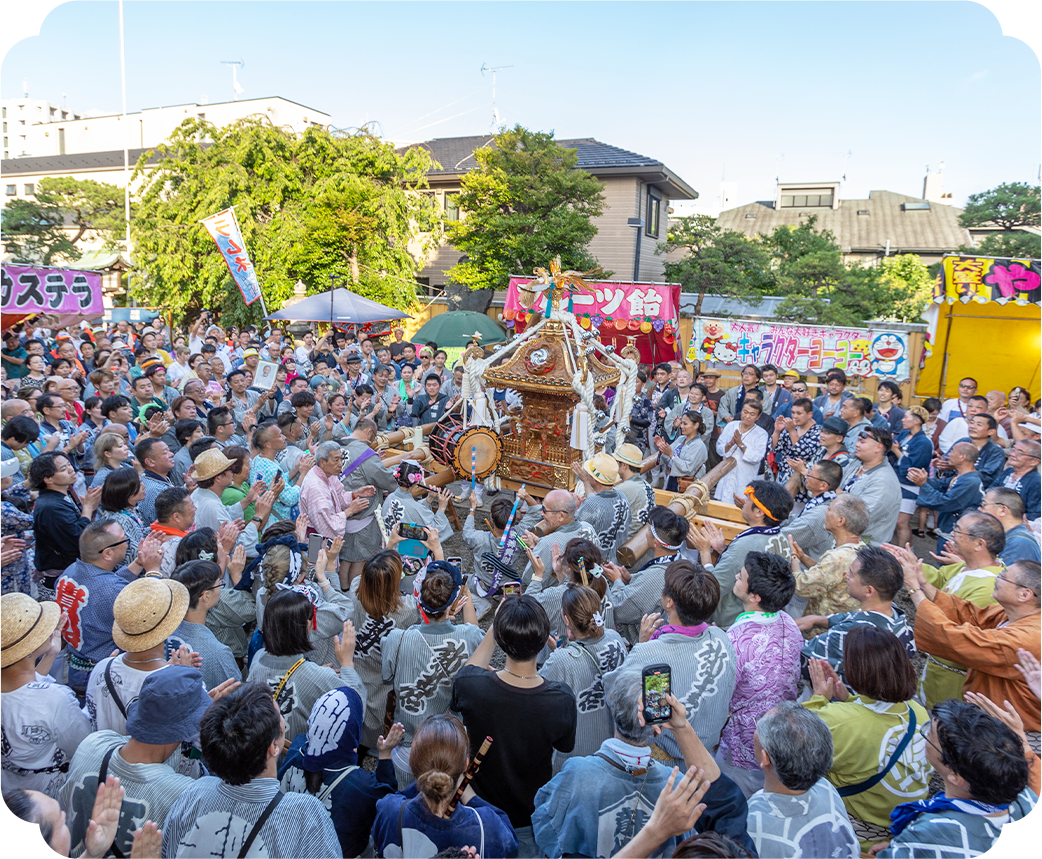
[609,560,737,768]
[382,460,454,545]
[532,666,756,859]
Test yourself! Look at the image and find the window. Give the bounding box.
[857,209,869,215]
[5,185,16,196]
[444,193,460,222]
[24,184,34,196]
[903,201,931,211]
[780,193,833,208]
[58,127,65,155]
[744,213,756,218]
[2,122,6,132]
[646,189,661,238]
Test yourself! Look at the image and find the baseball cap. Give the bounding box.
[821,417,849,436]
[125,666,212,745]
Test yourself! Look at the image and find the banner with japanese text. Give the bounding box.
[504,278,680,330]
[688,317,912,380]
[935,255,1041,306]
[200,207,263,305]
[1,265,104,316]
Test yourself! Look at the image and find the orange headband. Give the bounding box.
[744,485,773,519]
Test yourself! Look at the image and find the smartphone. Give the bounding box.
[447,556,463,570]
[398,522,427,541]
[307,533,323,565]
[502,582,521,596]
[641,664,672,725]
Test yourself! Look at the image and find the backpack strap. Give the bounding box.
[836,706,917,797]
[104,659,128,720]
[316,765,359,805]
[272,658,306,705]
[238,791,284,859]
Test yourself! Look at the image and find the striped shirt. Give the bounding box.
[166,619,242,690]
[609,628,737,761]
[349,591,421,748]
[576,489,632,565]
[61,731,195,858]
[381,620,485,747]
[247,652,366,742]
[609,554,679,644]
[162,775,342,858]
[539,631,628,774]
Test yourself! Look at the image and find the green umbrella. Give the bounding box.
[412,310,507,348]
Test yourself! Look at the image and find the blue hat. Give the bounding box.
[417,560,464,617]
[302,686,364,772]
[125,666,211,745]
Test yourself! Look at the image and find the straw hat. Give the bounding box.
[112,578,190,653]
[191,448,235,482]
[612,443,645,469]
[582,452,621,486]
[1,594,61,668]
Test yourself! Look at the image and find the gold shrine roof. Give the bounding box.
[482,321,621,395]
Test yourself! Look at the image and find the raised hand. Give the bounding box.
[168,644,202,669]
[295,513,311,543]
[245,480,268,505]
[207,677,242,701]
[639,612,664,643]
[334,620,356,668]
[136,531,165,572]
[254,489,277,524]
[227,544,247,584]
[83,775,124,859]
[523,542,545,579]
[377,722,405,755]
[1014,648,1041,700]
[130,822,162,859]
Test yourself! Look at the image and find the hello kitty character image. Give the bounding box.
[870,333,906,375]
[713,340,738,364]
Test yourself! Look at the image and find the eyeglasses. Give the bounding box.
[858,431,883,444]
[950,527,975,540]
[919,721,941,753]
[996,573,1038,596]
[544,508,568,515]
[102,537,129,552]
[206,582,226,592]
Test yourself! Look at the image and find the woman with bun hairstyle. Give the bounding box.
[538,583,628,775]
[372,714,518,859]
[524,538,616,646]
[381,563,481,788]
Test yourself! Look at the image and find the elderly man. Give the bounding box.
[572,453,632,566]
[190,448,275,559]
[840,426,901,546]
[745,701,859,859]
[789,494,870,621]
[906,441,983,553]
[54,520,164,690]
[781,459,844,561]
[980,487,1041,565]
[299,440,375,546]
[887,511,1006,709]
[249,422,305,522]
[690,479,794,629]
[715,400,770,503]
[533,662,754,859]
[990,439,1041,522]
[520,488,597,585]
[902,556,1041,734]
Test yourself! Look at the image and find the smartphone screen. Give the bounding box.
[447,557,463,570]
[307,533,323,565]
[642,665,672,724]
[502,582,521,595]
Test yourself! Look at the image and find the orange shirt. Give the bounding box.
[913,591,1041,731]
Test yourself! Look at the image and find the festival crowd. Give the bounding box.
[1,314,1040,859]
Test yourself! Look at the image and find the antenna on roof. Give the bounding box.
[220,59,244,101]
[839,150,852,184]
[481,63,513,132]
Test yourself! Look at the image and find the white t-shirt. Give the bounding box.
[166,360,188,386]
[86,656,171,735]
[0,675,92,799]
[939,397,970,423]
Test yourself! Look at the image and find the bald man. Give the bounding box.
[907,441,985,553]
[1,399,33,422]
[520,489,597,586]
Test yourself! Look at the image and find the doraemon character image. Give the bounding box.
[870,333,906,375]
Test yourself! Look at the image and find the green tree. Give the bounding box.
[960,181,1041,230]
[1,177,124,265]
[875,254,934,321]
[445,126,606,293]
[131,118,441,325]
[660,215,774,316]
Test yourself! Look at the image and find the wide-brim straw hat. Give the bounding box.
[583,452,621,486]
[192,448,235,482]
[2,595,61,668]
[112,578,189,652]
[613,443,645,469]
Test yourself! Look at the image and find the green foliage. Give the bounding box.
[959,182,1041,231]
[875,254,935,321]
[660,215,774,316]
[445,126,606,292]
[958,231,1041,260]
[131,118,441,326]
[1,176,125,266]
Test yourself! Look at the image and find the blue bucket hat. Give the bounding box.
[302,686,365,772]
[125,666,211,745]
[416,560,464,617]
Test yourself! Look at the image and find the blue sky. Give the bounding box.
[2,1,1040,213]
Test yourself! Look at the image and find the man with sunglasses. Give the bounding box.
[54,519,165,692]
[899,552,1040,735]
[989,440,1041,522]
[841,426,901,546]
[773,379,824,425]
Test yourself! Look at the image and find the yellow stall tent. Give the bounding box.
[918,255,1041,402]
